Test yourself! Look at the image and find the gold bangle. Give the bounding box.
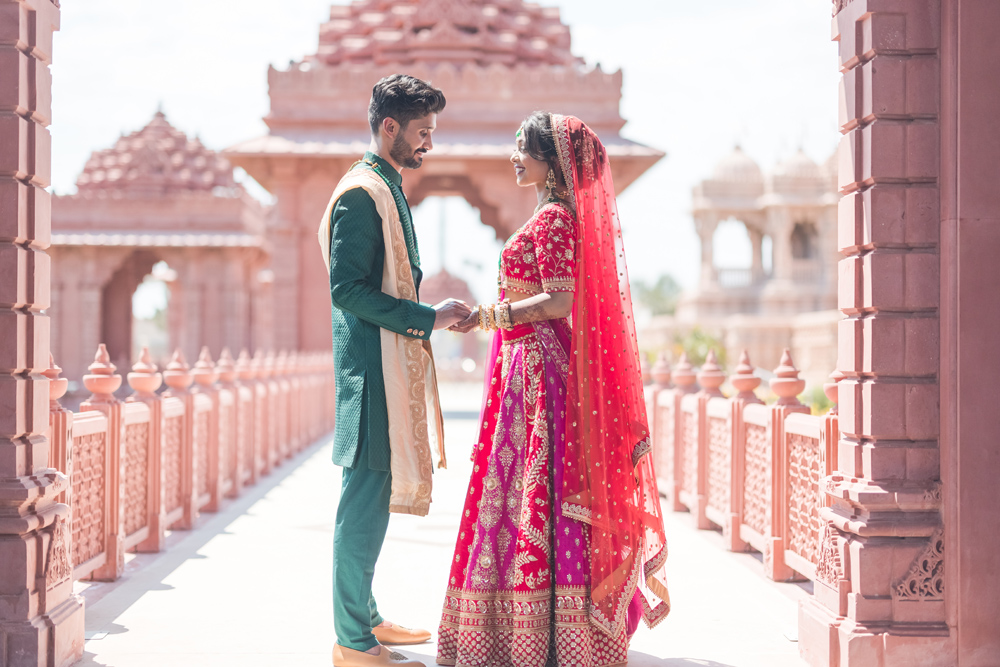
[487,304,498,331]
[477,304,486,331]
[498,300,513,330]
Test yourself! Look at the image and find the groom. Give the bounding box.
[318,75,470,667]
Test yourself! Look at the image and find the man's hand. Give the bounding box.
[433,299,473,330]
[448,310,479,334]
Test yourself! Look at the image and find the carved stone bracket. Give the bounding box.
[815,522,843,588]
[893,527,945,602]
[45,516,72,590]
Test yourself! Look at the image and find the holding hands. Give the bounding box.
[432,299,473,330]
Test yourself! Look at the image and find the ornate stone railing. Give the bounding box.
[46,344,336,583]
[646,348,839,583]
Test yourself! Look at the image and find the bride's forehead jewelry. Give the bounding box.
[515,126,523,140]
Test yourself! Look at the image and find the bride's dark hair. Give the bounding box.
[520,111,559,173]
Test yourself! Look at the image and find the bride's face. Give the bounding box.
[510,135,550,189]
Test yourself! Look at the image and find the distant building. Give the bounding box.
[642,147,841,387]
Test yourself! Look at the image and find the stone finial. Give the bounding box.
[276,350,289,376]
[696,349,726,396]
[730,349,762,399]
[251,349,268,379]
[162,349,194,392]
[640,355,652,385]
[83,344,123,400]
[127,346,163,396]
[216,348,237,384]
[44,353,69,406]
[192,347,219,387]
[651,351,672,388]
[824,370,844,415]
[236,349,255,381]
[672,352,697,391]
[770,349,805,406]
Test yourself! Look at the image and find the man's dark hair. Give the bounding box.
[368,74,447,135]
[520,111,558,171]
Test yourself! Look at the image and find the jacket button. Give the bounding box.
[407,329,413,334]
[418,330,425,336]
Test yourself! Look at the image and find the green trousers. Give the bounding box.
[332,422,390,651]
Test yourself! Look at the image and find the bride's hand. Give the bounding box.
[448,311,479,334]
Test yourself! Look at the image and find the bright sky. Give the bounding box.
[51,0,840,310]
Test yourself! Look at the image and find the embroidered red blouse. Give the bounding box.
[499,202,577,297]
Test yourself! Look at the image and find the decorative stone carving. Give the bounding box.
[730,350,761,399]
[697,350,726,397]
[71,432,106,567]
[894,529,945,602]
[770,349,805,406]
[786,434,823,565]
[743,423,770,536]
[122,422,150,537]
[651,351,672,388]
[706,416,731,515]
[815,523,843,587]
[672,353,697,393]
[45,516,72,590]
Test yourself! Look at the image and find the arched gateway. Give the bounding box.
[224,0,664,353]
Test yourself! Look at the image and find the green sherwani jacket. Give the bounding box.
[328,152,436,471]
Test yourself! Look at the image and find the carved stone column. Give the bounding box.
[0,1,85,663]
[800,2,951,665]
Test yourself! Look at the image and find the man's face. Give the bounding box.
[389,113,437,169]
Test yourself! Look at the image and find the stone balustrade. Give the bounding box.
[646,348,840,585]
[46,344,336,583]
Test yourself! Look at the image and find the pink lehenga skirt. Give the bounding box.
[436,320,630,667]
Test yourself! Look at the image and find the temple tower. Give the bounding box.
[225,0,664,353]
[51,112,272,382]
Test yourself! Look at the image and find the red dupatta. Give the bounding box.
[554,114,671,636]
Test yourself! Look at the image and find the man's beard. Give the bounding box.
[390,133,426,169]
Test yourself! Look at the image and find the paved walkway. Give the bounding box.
[77,383,809,667]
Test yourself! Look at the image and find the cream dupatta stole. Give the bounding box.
[318,168,446,517]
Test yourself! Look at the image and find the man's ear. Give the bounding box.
[382,117,397,140]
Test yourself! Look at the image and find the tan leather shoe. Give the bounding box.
[332,644,422,667]
[371,621,432,645]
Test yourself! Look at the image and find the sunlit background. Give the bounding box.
[50,0,839,329]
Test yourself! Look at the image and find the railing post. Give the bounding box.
[765,349,809,582]
[192,347,221,513]
[236,349,258,488]
[727,350,762,553]
[670,354,697,512]
[127,347,166,553]
[163,349,197,530]
[253,349,272,477]
[693,350,725,530]
[647,352,672,494]
[80,344,126,581]
[45,354,73,507]
[216,348,240,499]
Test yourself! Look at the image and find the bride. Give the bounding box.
[437,113,670,667]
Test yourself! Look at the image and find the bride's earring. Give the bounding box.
[546,168,557,196]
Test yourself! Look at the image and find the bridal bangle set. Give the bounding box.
[478,300,513,331]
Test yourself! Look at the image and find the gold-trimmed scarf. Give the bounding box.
[318,169,446,517]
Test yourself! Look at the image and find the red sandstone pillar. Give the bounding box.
[800,3,951,665]
[726,350,762,553]
[128,347,167,553]
[0,0,84,661]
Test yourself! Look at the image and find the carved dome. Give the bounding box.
[769,149,826,194]
[75,111,237,197]
[711,146,763,184]
[310,0,581,67]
